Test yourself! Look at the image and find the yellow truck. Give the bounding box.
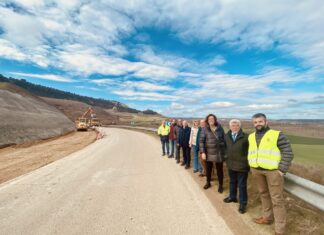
[90,118,101,127]
[76,117,89,131]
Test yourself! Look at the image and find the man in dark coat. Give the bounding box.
[174,119,183,164]
[199,114,226,193]
[224,119,249,214]
[179,120,191,169]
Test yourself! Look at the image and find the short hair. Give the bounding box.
[252,113,267,119]
[205,114,217,126]
[229,119,241,126]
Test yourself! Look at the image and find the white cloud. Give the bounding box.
[170,102,185,110]
[246,104,283,110]
[122,81,174,91]
[91,78,116,86]
[113,89,177,101]
[75,85,101,91]
[207,101,235,108]
[0,39,26,61]
[10,72,75,82]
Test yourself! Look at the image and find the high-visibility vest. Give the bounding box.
[157,125,170,136]
[248,129,281,170]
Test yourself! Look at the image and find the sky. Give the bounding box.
[0,0,323,119]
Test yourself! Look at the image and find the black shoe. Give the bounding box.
[162,153,165,156]
[185,165,190,169]
[176,160,180,164]
[168,155,172,158]
[239,205,247,214]
[180,162,185,166]
[203,183,211,190]
[223,197,238,203]
[218,185,223,193]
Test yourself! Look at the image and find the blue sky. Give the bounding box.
[0,0,323,119]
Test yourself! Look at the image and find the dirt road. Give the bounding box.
[0,128,233,235]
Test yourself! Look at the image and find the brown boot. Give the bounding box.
[254,217,273,225]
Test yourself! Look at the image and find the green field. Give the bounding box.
[291,144,324,165]
[286,135,324,165]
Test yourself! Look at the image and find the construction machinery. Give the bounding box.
[75,107,101,131]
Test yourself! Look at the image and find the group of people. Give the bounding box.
[157,113,294,235]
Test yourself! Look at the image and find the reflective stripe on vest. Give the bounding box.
[248,130,281,170]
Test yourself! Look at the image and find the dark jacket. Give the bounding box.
[254,126,294,173]
[174,125,182,144]
[179,126,191,148]
[199,123,226,162]
[225,129,249,172]
[195,127,202,152]
[169,124,176,140]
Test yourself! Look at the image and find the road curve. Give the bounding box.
[0,128,233,235]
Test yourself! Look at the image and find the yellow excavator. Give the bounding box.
[76,107,101,131]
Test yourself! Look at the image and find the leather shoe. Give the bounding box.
[176,160,180,164]
[254,217,273,225]
[185,165,190,169]
[223,197,238,203]
[203,183,211,190]
[180,162,185,166]
[218,185,223,193]
[238,204,246,214]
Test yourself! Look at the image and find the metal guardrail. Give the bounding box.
[108,125,324,212]
[284,173,324,211]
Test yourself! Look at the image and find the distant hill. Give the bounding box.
[41,96,119,125]
[142,109,160,115]
[0,74,159,115]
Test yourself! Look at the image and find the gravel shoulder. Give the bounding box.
[0,130,97,184]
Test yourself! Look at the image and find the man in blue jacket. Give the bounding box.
[179,120,191,169]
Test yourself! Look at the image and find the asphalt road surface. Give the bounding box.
[0,128,233,235]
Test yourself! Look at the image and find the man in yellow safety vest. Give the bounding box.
[248,113,293,235]
[157,120,171,157]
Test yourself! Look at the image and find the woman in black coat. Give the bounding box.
[199,114,226,193]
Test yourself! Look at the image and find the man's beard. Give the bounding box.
[256,125,266,131]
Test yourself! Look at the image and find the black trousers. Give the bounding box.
[206,161,224,186]
[228,169,248,205]
[176,144,182,162]
[182,146,191,167]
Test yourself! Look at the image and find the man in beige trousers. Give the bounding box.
[248,113,293,235]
